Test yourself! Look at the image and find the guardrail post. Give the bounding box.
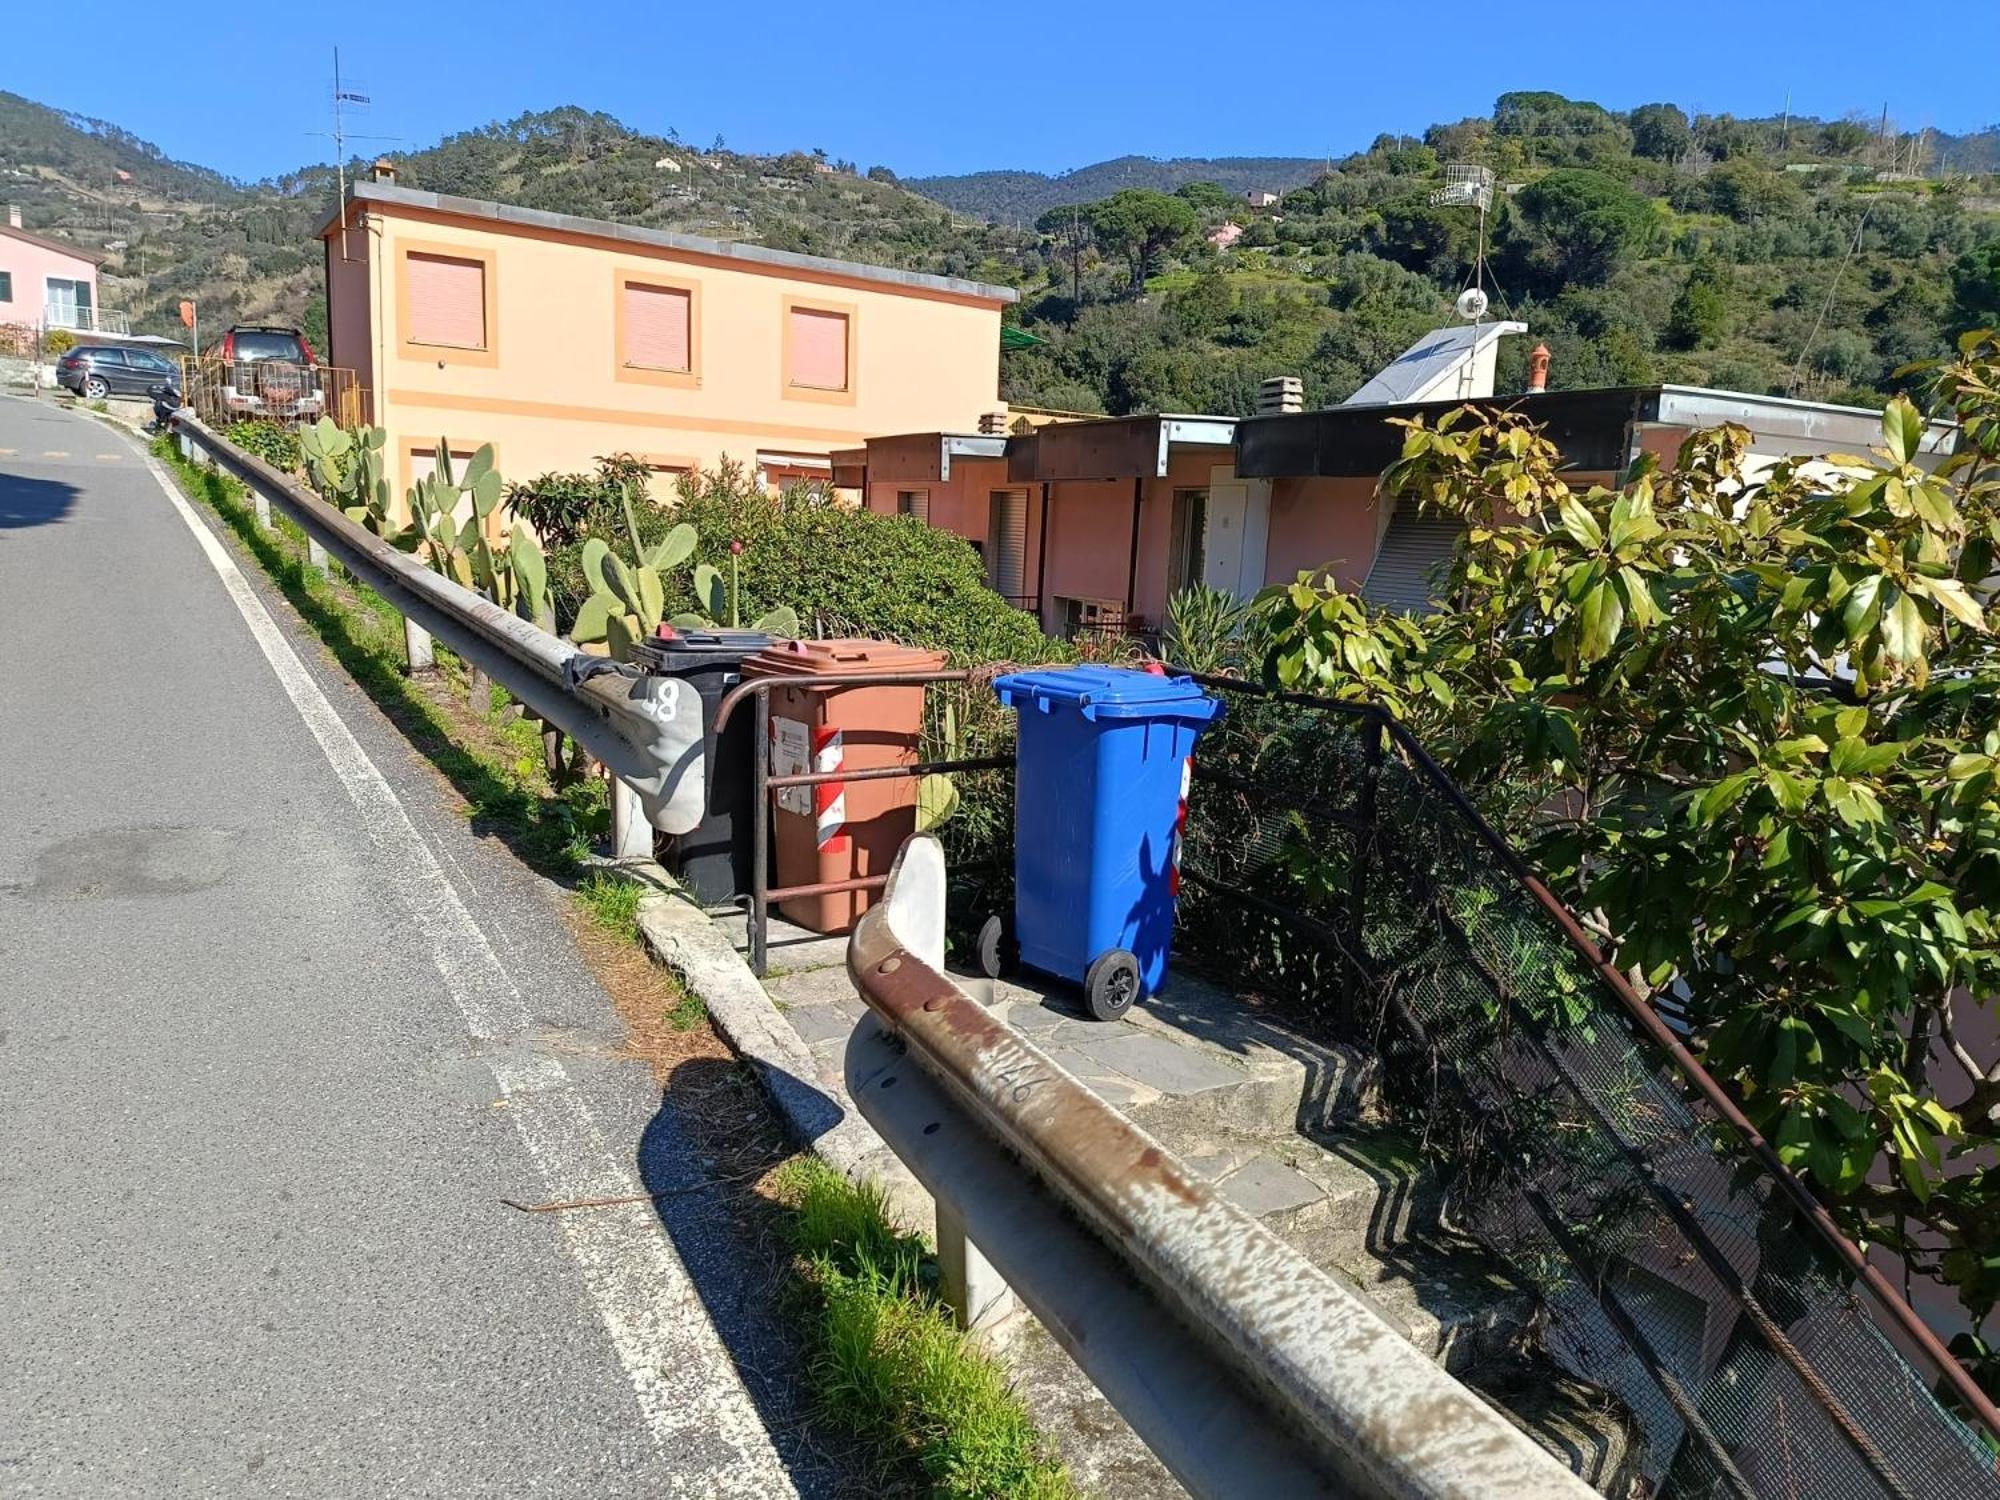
[253,490,273,530]
[610,776,653,862]
[306,535,329,571]
[403,618,435,673]
[177,429,194,462]
[936,1203,1018,1337]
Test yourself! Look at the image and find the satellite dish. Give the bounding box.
[1455,287,1490,322]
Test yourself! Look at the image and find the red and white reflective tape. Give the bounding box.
[1169,756,1191,896]
[814,726,848,853]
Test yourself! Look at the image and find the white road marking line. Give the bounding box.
[0,447,16,456]
[140,450,796,1498]
[42,450,67,458]
[95,453,122,462]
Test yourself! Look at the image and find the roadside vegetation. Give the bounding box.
[1242,332,2000,1401]
[775,1160,1080,1500]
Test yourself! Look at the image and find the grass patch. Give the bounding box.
[773,1160,1080,1500]
[575,870,644,943]
[151,435,606,875]
[665,989,707,1031]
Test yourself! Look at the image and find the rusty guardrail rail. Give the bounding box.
[171,412,701,841]
[843,836,1599,1500]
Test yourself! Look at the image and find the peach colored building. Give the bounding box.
[318,178,1016,501]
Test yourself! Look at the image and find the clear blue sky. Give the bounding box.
[5,1,1992,185]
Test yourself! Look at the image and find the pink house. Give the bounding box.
[0,207,106,334]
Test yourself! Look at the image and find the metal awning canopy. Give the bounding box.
[859,431,1009,484]
[1007,413,1235,483]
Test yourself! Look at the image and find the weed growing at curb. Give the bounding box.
[575,870,643,943]
[773,1159,1080,1500]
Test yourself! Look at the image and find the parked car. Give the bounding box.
[55,344,182,400]
[207,325,323,418]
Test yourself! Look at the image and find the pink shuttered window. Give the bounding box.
[406,252,486,349]
[788,307,848,391]
[623,282,691,371]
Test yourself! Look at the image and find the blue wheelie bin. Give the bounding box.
[986,666,1224,1020]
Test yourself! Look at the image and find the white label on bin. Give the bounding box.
[771,717,813,817]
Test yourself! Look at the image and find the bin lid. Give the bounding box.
[993,666,1224,723]
[743,637,948,680]
[632,625,776,669]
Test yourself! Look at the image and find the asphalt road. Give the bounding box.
[0,396,824,1498]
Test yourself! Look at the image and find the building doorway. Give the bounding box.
[1168,488,1207,598]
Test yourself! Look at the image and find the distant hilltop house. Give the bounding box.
[653,156,683,173]
[114,169,133,183]
[1206,221,1244,249]
[1244,189,1280,208]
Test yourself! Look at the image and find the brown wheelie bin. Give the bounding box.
[743,638,948,933]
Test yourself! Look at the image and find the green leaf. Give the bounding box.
[606,611,639,661]
[1880,588,1925,666]
[1842,572,1884,642]
[1558,497,1604,550]
[471,468,503,518]
[753,604,800,637]
[1696,772,1755,825]
[635,565,665,630]
[461,443,495,489]
[1882,396,1924,466]
[570,592,614,643]
[645,522,698,572]
[1578,580,1623,664]
[582,538,611,595]
[694,562,726,621]
[914,773,960,832]
[1915,574,1987,630]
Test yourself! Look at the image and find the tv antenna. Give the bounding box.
[310,49,400,260]
[1430,164,1499,325]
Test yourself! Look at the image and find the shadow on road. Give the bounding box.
[0,472,79,530]
[637,1053,869,1498]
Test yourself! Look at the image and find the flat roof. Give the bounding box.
[1008,413,1235,483]
[0,222,106,266]
[1237,384,1958,478]
[321,180,1018,305]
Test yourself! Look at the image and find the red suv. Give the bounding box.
[209,325,324,418]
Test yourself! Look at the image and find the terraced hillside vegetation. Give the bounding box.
[5,89,1998,417]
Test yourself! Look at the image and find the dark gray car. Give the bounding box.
[55,344,181,399]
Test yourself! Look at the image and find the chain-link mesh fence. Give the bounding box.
[1176,682,1999,1499]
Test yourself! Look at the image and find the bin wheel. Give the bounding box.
[1083,949,1141,1022]
[977,912,1017,980]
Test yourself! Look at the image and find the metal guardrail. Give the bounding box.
[171,412,699,832]
[844,837,1600,1500]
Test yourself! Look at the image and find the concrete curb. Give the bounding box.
[620,862,933,1231]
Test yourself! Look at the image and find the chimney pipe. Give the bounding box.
[1257,375,1304,416]
[977,408,1011,436]
[371,157,398,183]
[1527,343,1551,396]
[6,204,20,230]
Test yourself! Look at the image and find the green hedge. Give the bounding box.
[547,472,1068,668]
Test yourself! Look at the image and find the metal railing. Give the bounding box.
[1172,673,2000,1499]
[44,304,131,336]
[844,837,1600,1500]
[171,412,695,829]
[711,671,1010,975]
[180,357,368,429]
